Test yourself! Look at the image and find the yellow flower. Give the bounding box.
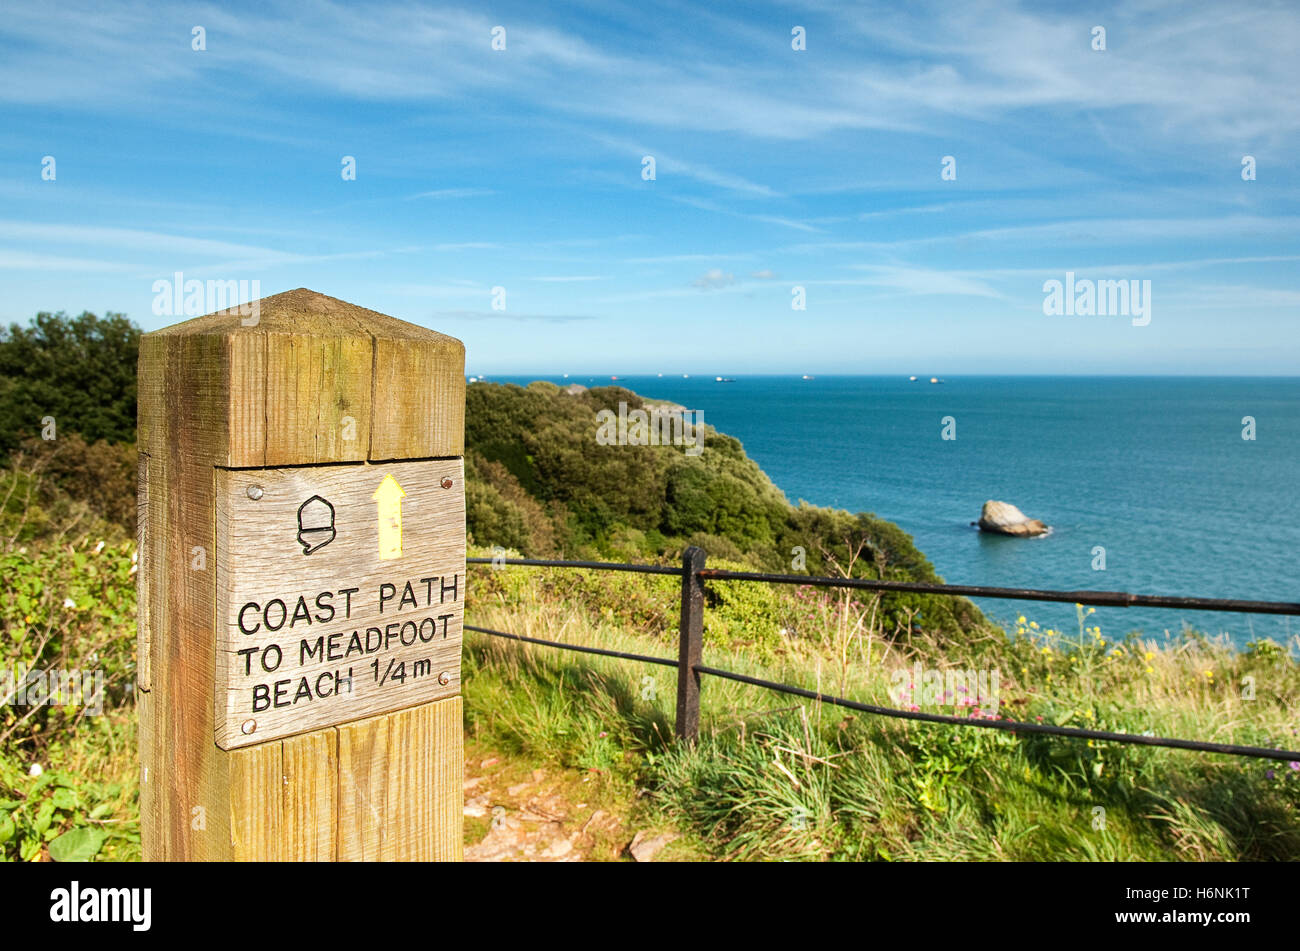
[1204,669,1214,680]
[1046,629,1056,636]
[1016,626,1025,635]
[1143,651,1154,662]
[1087,607,1096,615]
[1017,615,1026,625]
[1145,666,1154,674]
[1041,646,1053,655]
[1029,621,1039,630]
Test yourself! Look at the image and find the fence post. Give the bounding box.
[137,288,466,860]
[676,546,706,742]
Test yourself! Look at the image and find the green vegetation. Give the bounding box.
[466,556,1300,860]
[0,311,139,455]
[465,379,980,639]
[0,308,1295,861]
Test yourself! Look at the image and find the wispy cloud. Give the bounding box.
[691,268,735,290]
[405,188,495,200]
[430,309,598,322]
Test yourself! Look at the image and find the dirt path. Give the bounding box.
[461,746,680,862]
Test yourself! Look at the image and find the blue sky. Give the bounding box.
[1,0,1298,374]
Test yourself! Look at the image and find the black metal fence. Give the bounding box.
[465,547,1300,762]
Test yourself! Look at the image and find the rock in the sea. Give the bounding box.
[976,500,1049,537]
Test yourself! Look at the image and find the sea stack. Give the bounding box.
[976,500,1049,537]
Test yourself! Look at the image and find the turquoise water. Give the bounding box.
[495,375,1299,649]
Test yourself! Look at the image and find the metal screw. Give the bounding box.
[440,477,453,489]
[438,671,451,685]
[246,485,264,500]
[241,718,257,735]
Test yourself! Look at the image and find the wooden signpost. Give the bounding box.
[137,288,466,860]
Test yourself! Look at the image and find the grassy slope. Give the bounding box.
[2,390,1299,860]
[465,549,1300,861]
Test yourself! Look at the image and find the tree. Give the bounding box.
[0,311,141,454]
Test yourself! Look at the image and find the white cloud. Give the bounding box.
[405,188,495,200]
[692,268,735,290]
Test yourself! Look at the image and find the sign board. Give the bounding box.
[214,459,464,749]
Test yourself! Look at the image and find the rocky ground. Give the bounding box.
[461,744,682,862]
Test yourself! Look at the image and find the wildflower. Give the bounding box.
[1145,666,1154,674]
[1143,651,1154,662]
[93,540,105,554]
[1290,762,1300,771]
[63,598,76,609]
[1017,615,1026,625]
[1029,621,1039,630]
[598,731,608,738]
[1035,715,1043,722]
[1016,626,1025,635]
[1204,669,1214,681]
[1041,646,1052,655]
[28,763,42,777]
[1087,608,1096,615]
[1046,629,1056,637]
[1266,770,1275,780]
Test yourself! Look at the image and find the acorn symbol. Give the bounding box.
[297,495,336,554]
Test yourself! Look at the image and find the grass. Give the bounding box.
[3,526,1298,861]
[464,553,1300,861]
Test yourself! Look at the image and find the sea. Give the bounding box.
[494,375,1299,651]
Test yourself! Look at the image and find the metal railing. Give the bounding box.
[466,547,1300,762]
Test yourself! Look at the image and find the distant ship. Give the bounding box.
[909,375,918,382]
[715,376,735,383]
[802,374,815,380]
[930,377,943,384]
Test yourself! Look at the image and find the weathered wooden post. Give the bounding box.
[137,288,465,860]
[675,546,706,742]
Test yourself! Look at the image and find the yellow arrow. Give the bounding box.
[372,474,406,560]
